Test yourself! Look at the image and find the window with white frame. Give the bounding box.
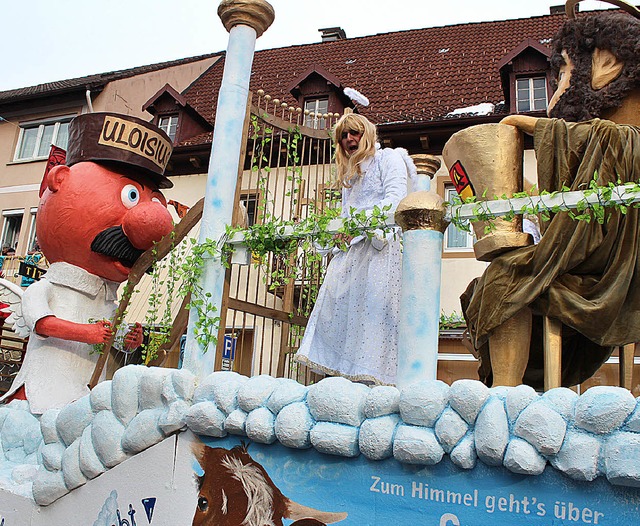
[158,115,179,141]
[239,192,258,227]
[1,210,24,252]
[27,208,38,252]
[516,77,548,113]
[304,98,329,129]
[14,117,72,162]
[444,187,474,251]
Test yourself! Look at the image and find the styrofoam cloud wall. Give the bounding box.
[0,365,639,506]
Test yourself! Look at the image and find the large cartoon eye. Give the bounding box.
[121,185,140,209]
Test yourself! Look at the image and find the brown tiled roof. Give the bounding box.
[0,53,220,103]
[184,12,566,138]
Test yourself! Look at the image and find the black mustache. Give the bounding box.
[91,226,144,267]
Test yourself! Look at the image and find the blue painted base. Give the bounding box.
[200,435,640,526]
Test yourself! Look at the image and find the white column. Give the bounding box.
[395,191,449,389]
[183,1,274,377]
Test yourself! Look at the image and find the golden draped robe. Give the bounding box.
[462,118,640,388]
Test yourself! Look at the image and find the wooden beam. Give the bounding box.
[619,343,635,390]
[543,316,562,391]
[227,297,308,327]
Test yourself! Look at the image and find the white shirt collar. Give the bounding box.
[45,262,120,300]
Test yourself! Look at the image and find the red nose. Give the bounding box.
[122,201,173,250]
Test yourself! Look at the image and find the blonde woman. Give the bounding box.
[296,113,414,385]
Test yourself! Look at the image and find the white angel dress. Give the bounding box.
[295,147,415,385]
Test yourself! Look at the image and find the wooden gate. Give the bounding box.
[215,91,341,383]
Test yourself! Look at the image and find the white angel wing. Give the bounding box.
[0,278,29,338]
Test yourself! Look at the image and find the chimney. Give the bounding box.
[319,27,347,42]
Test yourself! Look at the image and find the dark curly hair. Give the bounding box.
[549,12,640,121]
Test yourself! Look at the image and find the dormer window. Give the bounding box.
[304,98,328,129]
[497,39,552,115]
[143,84,213,150]
[288,65,351,126]
[158,114,179,141]
[516,77,548,113]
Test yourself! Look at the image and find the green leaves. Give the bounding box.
[446,172,638,232]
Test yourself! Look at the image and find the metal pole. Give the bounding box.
[182,0,274,378]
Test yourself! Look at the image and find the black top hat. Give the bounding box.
[65,113,174,189]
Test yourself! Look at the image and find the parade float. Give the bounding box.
[0,1,640,524]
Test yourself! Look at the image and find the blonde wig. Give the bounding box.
[334,113,378,187]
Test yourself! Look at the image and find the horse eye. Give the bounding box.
[198,496,209,512]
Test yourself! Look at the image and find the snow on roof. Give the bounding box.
[446,102,495,117]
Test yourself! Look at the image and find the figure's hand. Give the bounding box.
[500,115,539,136]
[124,322,143,350]
[85,320,114,344]
[35,316,114,344]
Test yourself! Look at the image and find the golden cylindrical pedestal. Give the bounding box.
[442,123,532,261]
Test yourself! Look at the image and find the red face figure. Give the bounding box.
[37,161,173,282]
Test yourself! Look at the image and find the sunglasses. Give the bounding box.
[340,129,363,140]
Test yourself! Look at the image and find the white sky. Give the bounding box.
[0,0,620,92]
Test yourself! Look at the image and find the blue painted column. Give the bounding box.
[183,0,274,377]
[395,191,450,389]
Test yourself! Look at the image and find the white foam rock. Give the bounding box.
[449,380,490,425]
[275,402,314,449]
[237,375,279,412]
[550,430,600,482]
[1,408,42,456]
[56,396,93,447]
[185,401,227,437]
[364,386,400,418]
[245,407,276,444]
[32,467,68,506]
[503,437,546,475]
[158,400,190,435]
[311,422,359,457]
[266,379,308,414]
[575,386,637,435]
[307,377,369,426]
[450,434,477,470]
[121,408,165,454]
[224,409,248,435]
[169,369,196,402]
[79,426,105,480]
[399,380,449,427]
[61,439,87,490]
[626,403,640,432]
[139,367,173,410]
[41,442,65,472]
[435,407,468,453]
[193,371,247,414]
[541,387,578,420]
[111,365,145,426]
[475,397,509,466]
[11,464,38,485]
[359,414,400,460]
[393,425,444,465]
[91,410,128,468]
[604,432,640,487]
[505,385,538,424]
[90,380,113,412]
[39,409,61,445]
[514,401,566,455]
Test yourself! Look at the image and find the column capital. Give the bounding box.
[394,191,450,233]
[218,0,275,37]
[410,154,441,179]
